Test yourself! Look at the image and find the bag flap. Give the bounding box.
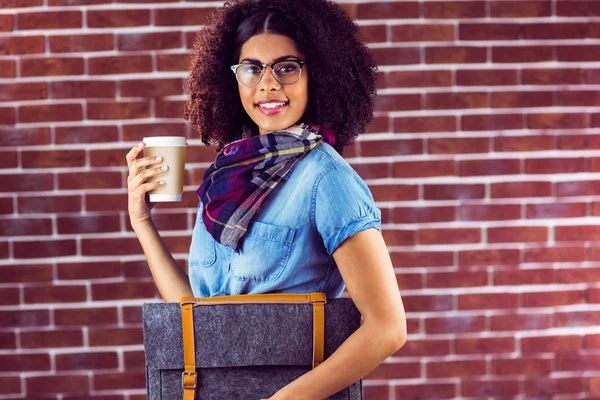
[142,298,360,369]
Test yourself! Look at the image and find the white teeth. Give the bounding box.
[258,102,287,109]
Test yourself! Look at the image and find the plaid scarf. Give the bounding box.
[197,123,334,252]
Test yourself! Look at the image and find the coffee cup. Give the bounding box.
[142,136,187,202]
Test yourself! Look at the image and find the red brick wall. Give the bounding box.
[1,0,599,399]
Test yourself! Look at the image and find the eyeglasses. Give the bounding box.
[230,60,306,88]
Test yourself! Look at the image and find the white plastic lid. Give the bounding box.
[143,136,187,147]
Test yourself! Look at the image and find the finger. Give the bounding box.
[128,156,164,183]
[132,164,168,188]
[126,142,145,170]
[135,180,165,198]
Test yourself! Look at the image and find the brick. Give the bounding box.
[394,339,451,357]
[124,350,144,369]
[424,184,485,200]
[56,125,118,144]
[524,290,586,308]
[456,337,516,354]
[88,55,152,75]
[20,104,83,123]
[493,91,553,108]
[87,9,150,27]
[524,68,584,85]
[460,249,520,268]
[493,46,553,63]
[92,282,156,301]
[526,377,584,396]
[361,139,423,157]
[492,313,552,331]
[0,59,14,77]
[525,247,586,263]
[492,181,552,198]
[120,78,184,98]
[527,202,586,219]
[359,25,387,43]
[22,329,82,351]
[0,376,20,394]
[426,46,487,64]
[425,315,486,334]
[0,354,50,372]
[591,158,600,172]
[48,0,110,4]
[0,264,52,283]
[93,371,147,390]
[18,194,80,213]
[156,53,190,72]
[427,360,486,378]
[528,113,588,129]
[51,80,116,99]
[460,159,520,176]
[402,294,453,313]
[371,184,418,202]
[560,268,600,284]
[17,11,81,30]
[154,7,214,25]
[122,305,142,323]
[87,101,150,120]
[22,150,85,168]
[425,1,485,18]
[488,226,547,243]
[0,174,50,193]
[394,206,456,224]
[495,135,555,152]
[82,237,141,256]
[0,35,44,55]
[558,353,600,371]
[427,271,488,288]
[0,218,51,236]
[459,23,521,40]
[123,122,188,142]
[0,150,17,168]
[492,1,551,17]
[426,92,488,110]
[383,230,416,247]
[394,383,456,399]
[391,24,454,42]
[14,239,76,258]
[526,158,585,174]
[118,32,181,51]
[24,284,87,304]
[49,34,113,53]
[557,310,600,327]
[0,288,18,305]
[0,127,49,146]
[56,352,118,370]
[356,2,419,19]
[57,215,120,234]
[348,163,388,179]
[558,1,600,16]
[493,356,552,375]
[0,309,49,327]
[462,378,520,397]
[556,181,599,197]
[457,70,518,86]
[420,228,481,245]
[57,261,121,280]
[459,293,519,310]
[556,225,600,242]
[86,193,128,212]
[0,197,12,214]
[375,94,421,112]
[557,90,600,106]
[365,362,421,380]
[522,335,580,353]
[393,160,455,178]
[561,134,600,150]
[0,107,15,124]
[89,327,143,346]
[371,47,420,66]
[389,70,452,88]
[58,171,121,190]
[26,375,89,394]
[0,14,11,31]
[428,137,489,154]
[55,307,118,326]
[588,288,600,303]
[461,204,521,221]
[586,333,600,348]
[390,251,453,268]
[525,23,586,39]
[0,82,46,102]
[394,116,456,133]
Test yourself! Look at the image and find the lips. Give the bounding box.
[256,100,289,116]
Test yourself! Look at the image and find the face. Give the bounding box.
[236,33,309,135]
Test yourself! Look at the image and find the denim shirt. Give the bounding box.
[188,142,382,299]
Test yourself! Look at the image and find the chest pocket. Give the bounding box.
[189,213,217,268]
[230,221,295,282]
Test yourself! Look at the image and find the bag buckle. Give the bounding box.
[182,371,197,390]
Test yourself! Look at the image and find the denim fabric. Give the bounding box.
[142,299,363,399]
[188,142,382,299]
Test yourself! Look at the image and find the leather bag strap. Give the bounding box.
[180,292,327,400]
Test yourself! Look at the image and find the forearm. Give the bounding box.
[132,220,194,302]
[271,320,404,400]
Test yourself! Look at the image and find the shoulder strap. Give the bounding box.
[180,292,327,400]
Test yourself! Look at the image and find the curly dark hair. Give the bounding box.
[184,0,378,155]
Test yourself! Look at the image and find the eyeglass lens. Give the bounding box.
[236,61,301,87]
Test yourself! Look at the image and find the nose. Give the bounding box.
[258,65,281,91]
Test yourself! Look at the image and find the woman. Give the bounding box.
[126,0,406,398]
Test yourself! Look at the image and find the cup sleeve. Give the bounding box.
[312,164,382,256]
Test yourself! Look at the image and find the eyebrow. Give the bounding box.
[239,55,301,64]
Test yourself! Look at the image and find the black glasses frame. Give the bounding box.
[230,60,306,88]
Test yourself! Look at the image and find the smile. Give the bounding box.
[256,101,289,115]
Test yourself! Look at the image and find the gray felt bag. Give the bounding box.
[142,292,363,400]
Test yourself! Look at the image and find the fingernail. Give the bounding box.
[155,156,162,161]
[161,165,168,171]
[159,180,165,185]
[138,142,144,147]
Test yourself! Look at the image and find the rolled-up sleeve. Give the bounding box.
[312,164,382,255]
